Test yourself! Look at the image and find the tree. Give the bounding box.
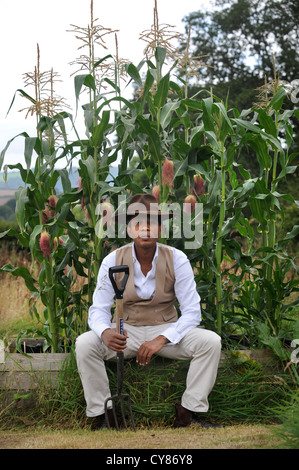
[181,0,299,109]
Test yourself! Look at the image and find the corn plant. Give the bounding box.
[0,3,137,351]
[0,45,88,352]
[230,76,299,337]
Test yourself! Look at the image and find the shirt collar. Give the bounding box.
[132,242,159,264]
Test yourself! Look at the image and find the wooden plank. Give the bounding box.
[220,349,275,363]
[0,370,62,389]
[7,338,45,353]
[0,353,70,390]
[0,353,69,371]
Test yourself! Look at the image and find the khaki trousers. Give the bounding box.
[75,325,221,417]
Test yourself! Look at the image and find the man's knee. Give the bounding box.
[208,330,222,350]
[192,328,222,354]
[75,330,102,359]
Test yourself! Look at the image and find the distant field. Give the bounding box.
[0,189,15,205]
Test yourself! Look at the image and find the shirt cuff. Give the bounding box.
[90,322,112,340]
[159,327,182,345]
[160,324,198,345]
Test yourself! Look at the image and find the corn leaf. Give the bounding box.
[91,110,110,148]
[15,187,27,232]
[160,101,180,129]
[154,73,170,109]
[136,116,161,163]
[0,132,29,171]
[0,264,37,292]
[5,89,35,118]
[257,109,277,138]
[127,63,143,87]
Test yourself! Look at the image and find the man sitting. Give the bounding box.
[76,193,221,429]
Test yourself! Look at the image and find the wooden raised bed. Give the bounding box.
[0,353,70,390]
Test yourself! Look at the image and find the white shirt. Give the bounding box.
[88,243,201,344]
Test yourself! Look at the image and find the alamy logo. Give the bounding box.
[291,339,299,365]
[289,79,299,104]
[94,196,203,249]
[0,339,4,363]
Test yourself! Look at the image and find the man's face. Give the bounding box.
[127,214,161,249]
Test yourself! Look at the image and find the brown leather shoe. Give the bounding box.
[173,403,193,427]
[89,409,116,430]
[173,402,224,428]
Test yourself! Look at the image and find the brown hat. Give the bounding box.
[126,193,173,223]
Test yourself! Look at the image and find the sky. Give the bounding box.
[0,0,208,170]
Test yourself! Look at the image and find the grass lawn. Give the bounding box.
[0,424,281,449]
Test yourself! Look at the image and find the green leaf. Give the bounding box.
[248,179,269,226]
[275,165,297,182]
[0,132,29,171]
[127,63,143,87]
[233,118,262,133]
[5,89,35,118]
[97,181,127,199]
[74,74,96,112]
[141,70,155,107]
[154,73,170,109]
[58,169,72,193]
[136,116,161,163]
[182,98,203,110]
[155,47,167,75]
[244,134,272,171]
[0,228,29,247]
[103,77,120,93]
[233,163,251,181]
[0,264,37,292]
[256,322,288,360]
[74,74,88,101]
[83,74,96,91]
[91,110,110,148]
[257,109,277,137]
[160,100,180,129]
[283,225,299,241]
[173,158,188,178]
[93,54,113,70]
[214,101,234,132]
[202,99,216,132]
[172,138,190,157]
[208,170,222,205]
[204,131,220,150]
[29,225,43,257]
[82,155,96,184]
[169,80,183,98]
[179,112,192,129]
[268,87,286,111]
[15,187,27,232]
[24,137,37,171]
[191,145,214,162]
[235,219,252,238]
[96,96,134,118]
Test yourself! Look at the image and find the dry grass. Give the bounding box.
[0,424,280,449]
[0,244,40,334]
[0,243,88,336]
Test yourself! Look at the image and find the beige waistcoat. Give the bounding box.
[114,243,178,326]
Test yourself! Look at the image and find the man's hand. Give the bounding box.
[101,328,128,352]
[136,335,169,366]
